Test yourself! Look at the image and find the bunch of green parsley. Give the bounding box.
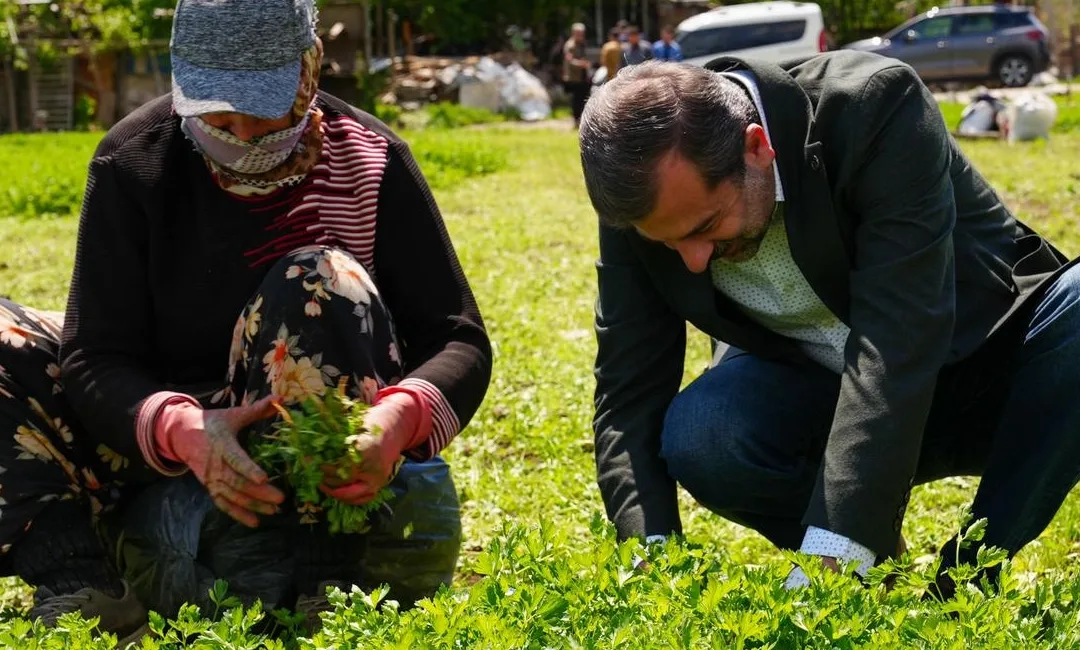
[250,380,393,534]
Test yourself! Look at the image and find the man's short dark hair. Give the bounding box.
[662,24,675,34]
[579,61,759,228]
[627,25,640,35]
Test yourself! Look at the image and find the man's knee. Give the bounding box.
[660,376,758,511]
[1029,263,1080,344]
[1051,264,1080,306]
[660,356,825,512]
[1044,263,1080,304]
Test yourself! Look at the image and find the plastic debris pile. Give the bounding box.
[383,55,551,121]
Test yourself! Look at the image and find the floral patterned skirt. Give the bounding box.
[0,300,122,560]
[0,245,405,562]
[216,245,404,424]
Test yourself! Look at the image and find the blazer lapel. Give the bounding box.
[706,57,853,324]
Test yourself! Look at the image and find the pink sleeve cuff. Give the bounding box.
[376,378,460,461]
[136,391,196,477]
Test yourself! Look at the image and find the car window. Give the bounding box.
[676,20,807,59]
[909,16,953,39]
[993,12,1034,29]
[954,14,995,35]
[738,20,807,49]
[677,28,725,59]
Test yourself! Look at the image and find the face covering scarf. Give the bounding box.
[182,42,325,196]
[182,112,311,175]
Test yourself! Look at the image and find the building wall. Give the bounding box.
[0,55,72,133]
[118,51,172,118]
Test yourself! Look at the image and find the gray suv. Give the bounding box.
[845,6,1050,87]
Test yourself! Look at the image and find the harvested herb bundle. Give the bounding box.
[250,380,393,534]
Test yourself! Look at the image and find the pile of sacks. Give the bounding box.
[958,89,1058,143]
[430,57,551,121]
[384,56,472,106]
[385,55,552,121]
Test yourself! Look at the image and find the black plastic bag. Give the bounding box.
[103,473,295,617]
[101,457,462,617]
[359,456,463,607]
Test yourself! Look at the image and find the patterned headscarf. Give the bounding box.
[201,40,325,196]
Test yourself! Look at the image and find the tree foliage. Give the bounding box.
[1,0,173,70]
[363,0,596,54]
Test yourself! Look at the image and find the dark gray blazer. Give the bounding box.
[592,50,1069,558]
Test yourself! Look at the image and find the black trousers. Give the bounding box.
[564,81,591,124]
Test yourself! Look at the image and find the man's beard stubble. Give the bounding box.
[710,168,777,264]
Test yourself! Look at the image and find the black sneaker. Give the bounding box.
[31,580,149,648]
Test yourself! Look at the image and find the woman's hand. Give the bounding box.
[318,395,418,505]
[161,396,287,527]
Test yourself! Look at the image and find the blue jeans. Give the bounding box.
[661,264,1080,558]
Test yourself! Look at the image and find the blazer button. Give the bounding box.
[809,155,822,172]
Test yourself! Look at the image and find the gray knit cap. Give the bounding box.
[170,0,317,119]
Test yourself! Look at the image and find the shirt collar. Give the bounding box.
[720,70,785,202]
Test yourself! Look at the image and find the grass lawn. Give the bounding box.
[1,113,1080,646]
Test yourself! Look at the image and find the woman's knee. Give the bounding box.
[0,300,63,363]
[260,246,380,309]
[227,246,400,404]
[244,246,392,344]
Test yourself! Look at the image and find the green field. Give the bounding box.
[2,102,1080,647]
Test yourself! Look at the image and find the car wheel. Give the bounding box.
[997,55,1033,88]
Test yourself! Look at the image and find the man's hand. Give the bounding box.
[319,397,415,505]
[818,556,842,573]
[164,396,286,527]
[785,534,907,588]
[632,535,671,572]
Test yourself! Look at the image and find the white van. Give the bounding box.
[676,2,828,67]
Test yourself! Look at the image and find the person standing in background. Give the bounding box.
[653,25,684,62]
[547,31,568,85]
[601,28,624,81]
[563,22,592,128]
[622,26,653,67]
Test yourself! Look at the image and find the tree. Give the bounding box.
[1,0,174,126]
[370,0,594,54]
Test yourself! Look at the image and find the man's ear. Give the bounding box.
[743,124,775,170]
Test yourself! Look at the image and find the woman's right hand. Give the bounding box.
[161,396,286,527]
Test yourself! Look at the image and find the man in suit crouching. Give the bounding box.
[581,51,1079,592]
